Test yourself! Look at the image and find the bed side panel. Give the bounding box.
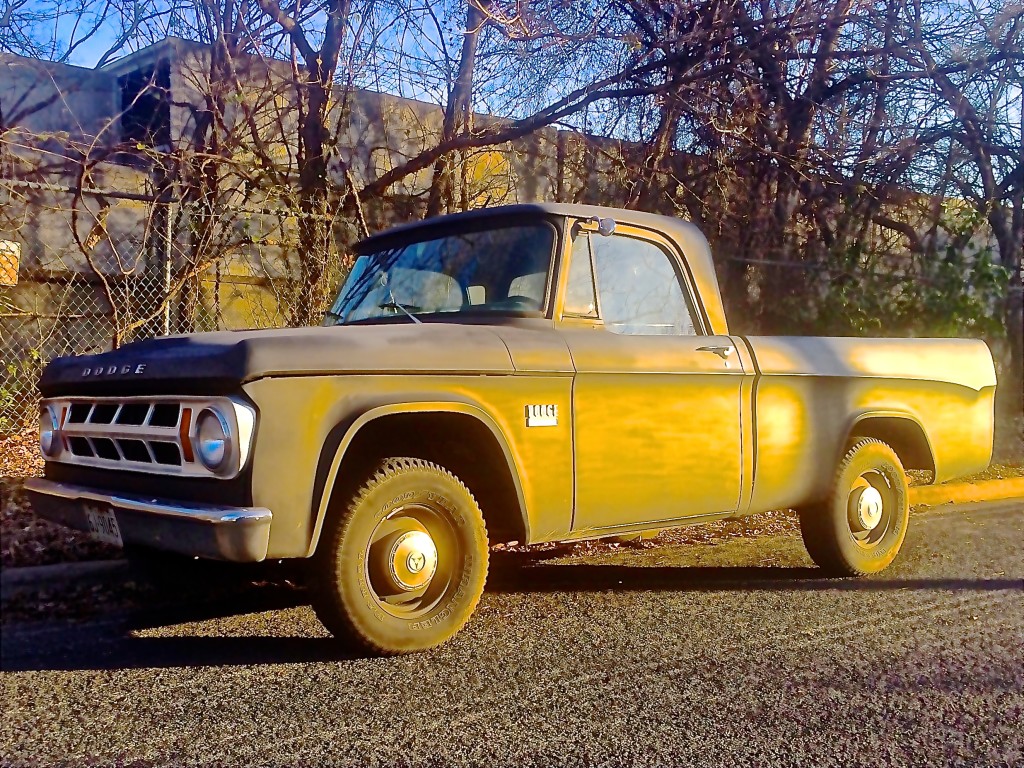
[745,337,995,513]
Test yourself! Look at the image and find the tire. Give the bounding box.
[799,438,910,576]
[309,457,489,654]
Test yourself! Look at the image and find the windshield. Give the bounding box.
[324,222,556,325]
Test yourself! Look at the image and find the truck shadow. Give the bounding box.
[2,558,1020,673]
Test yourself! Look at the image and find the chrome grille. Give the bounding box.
[66,401,181,430]
[41,396,254,478]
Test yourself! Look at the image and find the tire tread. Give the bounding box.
[310,457,488,654]
[799,438,906,577]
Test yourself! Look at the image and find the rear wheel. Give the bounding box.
[310,457,489,654]
[799,438,909,576]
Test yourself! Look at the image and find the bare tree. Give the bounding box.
[425,0,487,217]
[0,0,162,64]
[894,0,1023,411]
[4,0,1022,417]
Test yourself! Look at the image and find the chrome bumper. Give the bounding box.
[24,478,272,562]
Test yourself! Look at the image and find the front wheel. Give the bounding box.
[309,458,489,654]
[799,438,910,576]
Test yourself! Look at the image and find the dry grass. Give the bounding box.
[0,430,119,568]
[993,407,1024,465]
[495,508,803,560]
[1,483,120,568]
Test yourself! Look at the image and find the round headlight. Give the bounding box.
[39,407,61,458]
[196,408,231,471]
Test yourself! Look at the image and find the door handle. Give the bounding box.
[697,345,734,361]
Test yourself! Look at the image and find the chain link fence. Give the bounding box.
[1,179,350,434]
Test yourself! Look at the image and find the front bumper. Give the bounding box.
[24,478,272,562]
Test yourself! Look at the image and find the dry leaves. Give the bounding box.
[0,430,44,478]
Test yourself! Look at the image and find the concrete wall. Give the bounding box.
[0,54,119,146]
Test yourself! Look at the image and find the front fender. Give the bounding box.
[304,400,530,557]
[244,373,571,558]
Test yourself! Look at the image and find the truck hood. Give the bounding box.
[39,323,516,397]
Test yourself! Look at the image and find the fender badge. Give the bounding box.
[525,404,558,427]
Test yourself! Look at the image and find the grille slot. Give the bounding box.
[68,403,92,424]
[90,404,118,424]
[68,436,94,456]
[151,442,182,466]
[92,437,120,460]
[117,403,150,426]
[150,404,181,428]
[117,439,152,463]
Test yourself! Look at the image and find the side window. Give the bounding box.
[591,235,697,335]
[564,233,599,317]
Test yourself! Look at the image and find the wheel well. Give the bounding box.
[849,416,935,475]
[320,412,526,545]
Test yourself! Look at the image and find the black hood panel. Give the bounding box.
[40,323,516,397]
[40,334,248,397]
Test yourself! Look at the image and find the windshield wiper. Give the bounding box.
[379,298,423,324]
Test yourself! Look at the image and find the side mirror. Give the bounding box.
[587,216,616,237]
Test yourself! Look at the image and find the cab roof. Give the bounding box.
[356,203,729,335]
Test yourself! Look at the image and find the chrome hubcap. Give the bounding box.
[366,502,458,618]
[849,485,884,532]
[386,530,438,591]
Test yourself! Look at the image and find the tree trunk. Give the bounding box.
[1004,279,1023,416]
[992,216,1024,424]
[426,2,485,218]
[626,94,682,213]
[284,0,353,326]
[290,79,332,327]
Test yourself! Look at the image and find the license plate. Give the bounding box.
[84,505,123,547]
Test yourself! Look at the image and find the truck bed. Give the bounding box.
[742,336,996,514]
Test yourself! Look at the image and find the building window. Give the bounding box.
[119,60,171,148]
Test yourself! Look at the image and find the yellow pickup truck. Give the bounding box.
[26,203,996,654]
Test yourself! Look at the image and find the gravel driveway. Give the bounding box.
[1,499,1022,767]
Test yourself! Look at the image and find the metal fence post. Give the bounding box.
[163,198,173,336]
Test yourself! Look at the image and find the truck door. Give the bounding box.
[560,225,746,531]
